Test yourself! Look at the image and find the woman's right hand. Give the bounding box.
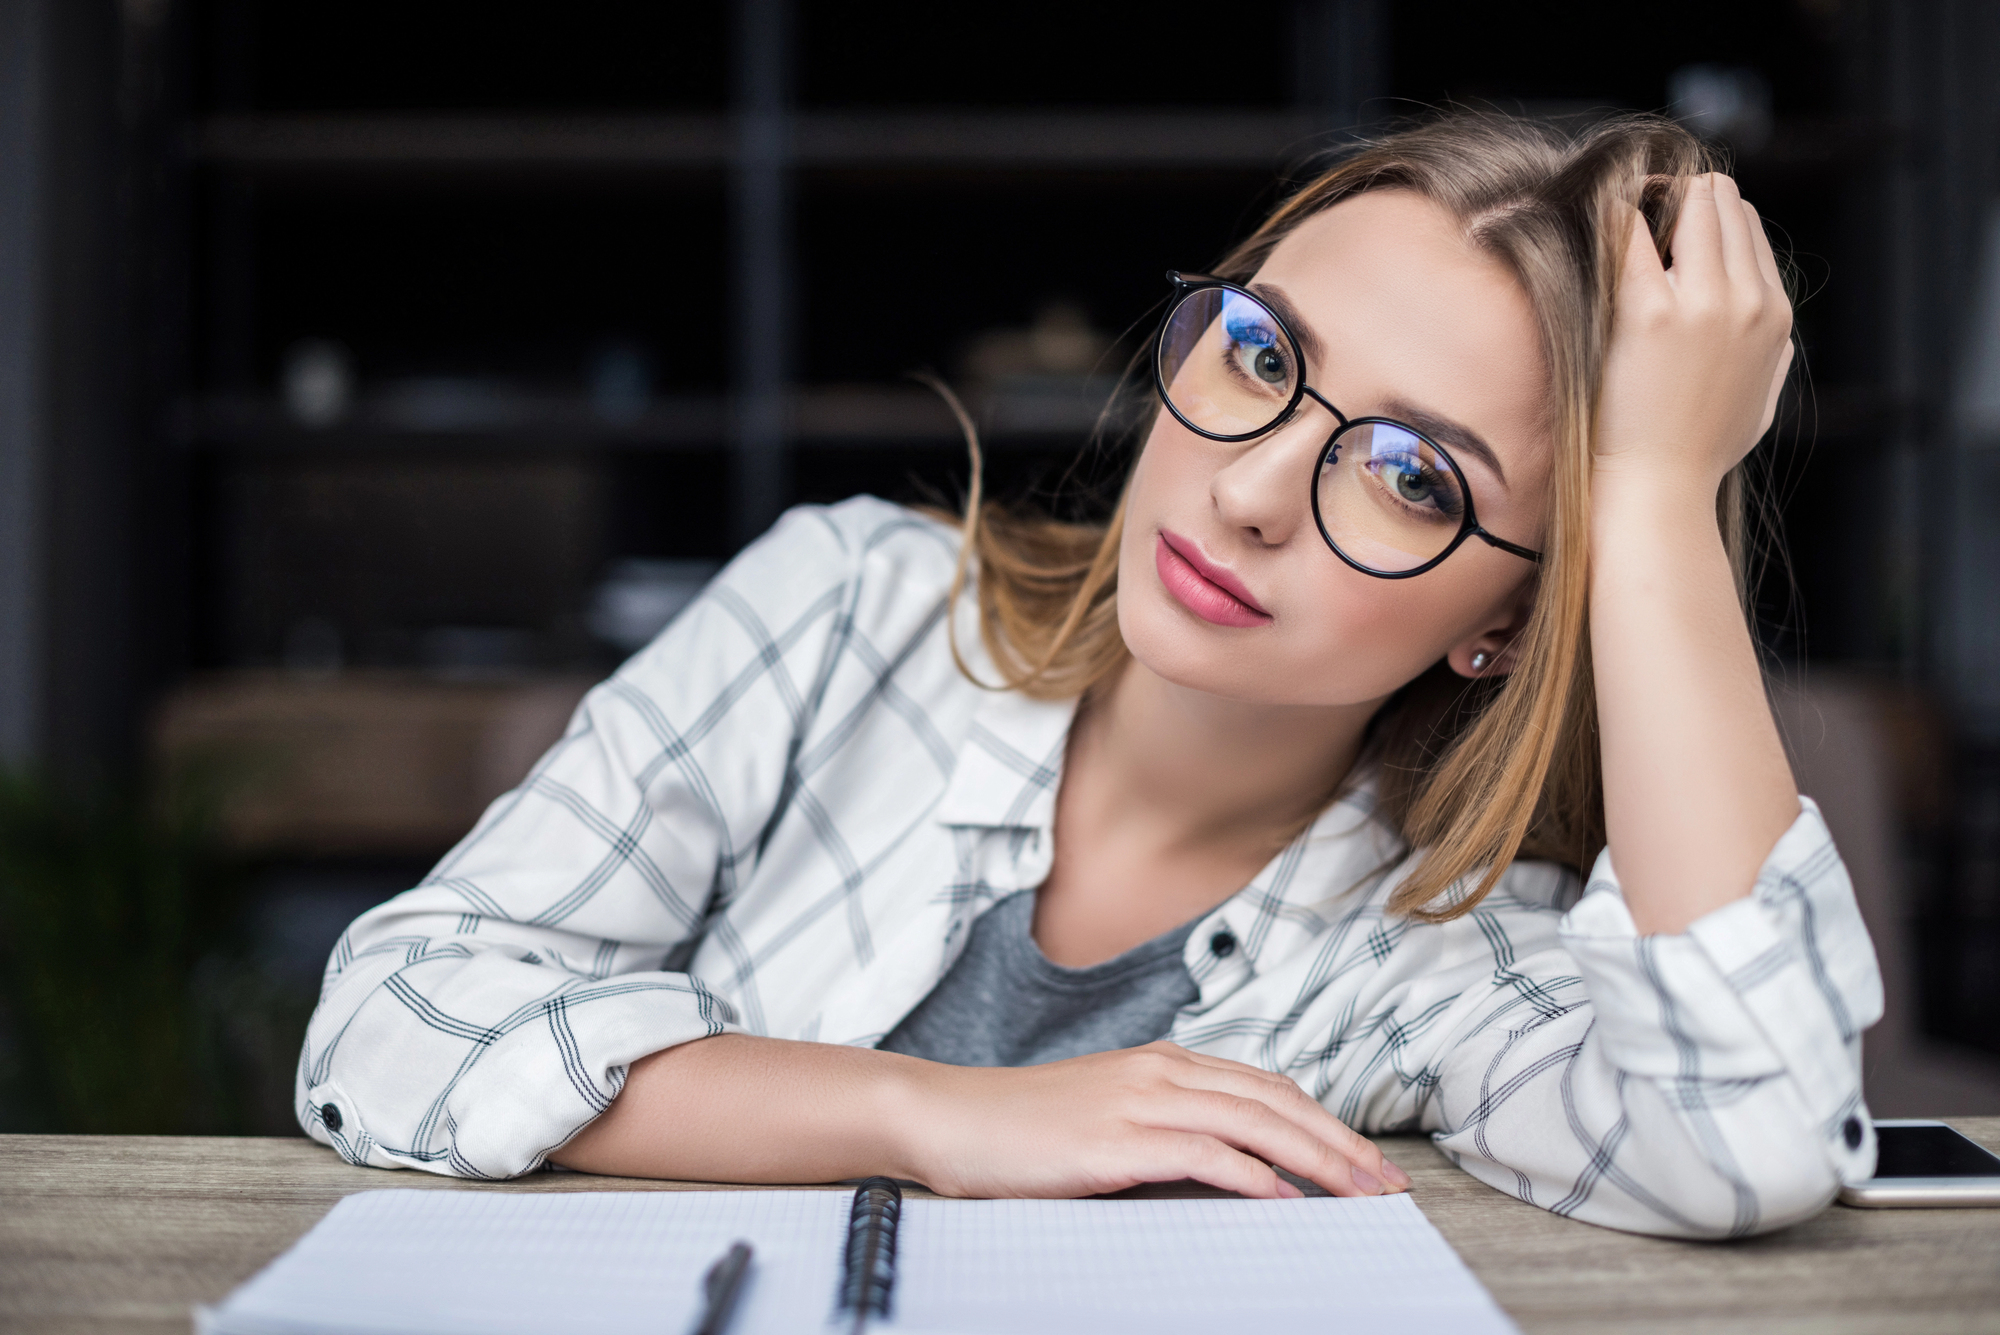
[896,1040,1408,1200]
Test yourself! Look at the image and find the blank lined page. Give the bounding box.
[198,1188,851,1335]
[896,1194,1516,1334]
[199,1187,1516,1335]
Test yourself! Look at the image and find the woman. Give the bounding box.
[298,113,1883,1238]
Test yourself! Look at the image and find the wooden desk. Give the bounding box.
[4,1121,1997,1334]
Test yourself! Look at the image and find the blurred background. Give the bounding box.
[1,0,1998,1134]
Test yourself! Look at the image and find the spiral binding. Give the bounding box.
[834,1177,903,1334]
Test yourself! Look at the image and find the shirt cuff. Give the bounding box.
[1557,798,1885,1181]
[300,961,739,1179]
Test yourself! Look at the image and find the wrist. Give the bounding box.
[870,1053,966,1185]
[1590,463,1723,547]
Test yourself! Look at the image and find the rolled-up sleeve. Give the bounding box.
[295,505,864,1179]
[1426,798,1884,1237]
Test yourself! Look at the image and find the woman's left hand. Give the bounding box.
[1592,173,1793,496]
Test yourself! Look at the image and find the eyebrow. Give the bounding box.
[1381,398,1509,487]
[1247,282,1327,372]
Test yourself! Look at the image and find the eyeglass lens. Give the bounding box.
[1158,287,1301,438]
[1317,421,1468,573]
[1160,285,1469,575]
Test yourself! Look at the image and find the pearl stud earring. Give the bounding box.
[1470,651,1491,672]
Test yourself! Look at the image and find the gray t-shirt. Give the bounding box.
[877,889,1200,1066]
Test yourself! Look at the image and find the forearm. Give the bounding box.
[549,1034,1400,1200]
[1588,473,1798,935]
[550,1033,931,1182]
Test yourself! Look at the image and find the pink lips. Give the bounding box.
[1155,531,1272,628]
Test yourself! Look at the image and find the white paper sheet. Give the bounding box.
[198,1186,1517,1335]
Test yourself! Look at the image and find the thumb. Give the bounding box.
[1618,205,1671,299]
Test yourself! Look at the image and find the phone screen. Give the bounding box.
[1873,1124,2000,1178]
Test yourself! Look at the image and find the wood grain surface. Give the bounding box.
[3,1120,1997,1334]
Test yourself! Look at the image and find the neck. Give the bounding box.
[1068,657,1382,858]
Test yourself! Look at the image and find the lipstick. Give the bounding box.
[1155,531,1271,628]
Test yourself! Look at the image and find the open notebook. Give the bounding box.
[198,1186,1517,1335]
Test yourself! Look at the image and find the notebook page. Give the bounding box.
[895,1194,1516,1335]
[200,1187,1515,1335]
[198,1188,851,1335]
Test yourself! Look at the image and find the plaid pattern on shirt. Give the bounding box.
[299,496,1884,1237]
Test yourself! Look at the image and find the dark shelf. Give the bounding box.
[193,111,1330,174]
[181,383,1123,451]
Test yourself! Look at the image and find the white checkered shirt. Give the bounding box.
[299,496,1885,1237]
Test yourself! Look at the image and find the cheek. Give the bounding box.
[1266,569,1486,699]
[1124,417,1210,517]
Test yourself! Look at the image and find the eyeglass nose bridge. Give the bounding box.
[1297,385,1350,431]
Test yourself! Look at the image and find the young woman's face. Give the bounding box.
[1118,189,1556,708]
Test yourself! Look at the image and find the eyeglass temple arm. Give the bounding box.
[1473,529,1543,563]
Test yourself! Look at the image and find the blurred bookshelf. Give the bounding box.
[151,0,1366,944]
[119,0,1996,1091]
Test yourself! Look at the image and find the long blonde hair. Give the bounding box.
[943,112,1749,921]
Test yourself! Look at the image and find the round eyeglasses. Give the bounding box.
[1152,272,1542,579]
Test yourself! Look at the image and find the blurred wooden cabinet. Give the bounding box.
[154,673,591,856]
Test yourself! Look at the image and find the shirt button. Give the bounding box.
[1842,1115,1863,1150]
[1209,931,1237,959]
[321,1103,344,1134]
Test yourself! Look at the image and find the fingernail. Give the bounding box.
[1277,1179,1304,1199]
[1381,1159,1411,1191]
[1350,1167,1382,1195]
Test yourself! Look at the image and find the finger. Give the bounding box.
[1159,1088,1387,1197]
[1709,174,1759,287]
[1667,174,1725,293]
[1139,1045,1407,1191]
[1740,199,1786,297]
[1168,1060,1387,1176]
[1130,1129,1298,1200]
[1617,205,1672,309]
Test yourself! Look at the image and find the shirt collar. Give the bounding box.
[933,688,1079,831]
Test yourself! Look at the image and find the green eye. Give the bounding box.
[1395,471,1432,503]
[1252,347,1287,384]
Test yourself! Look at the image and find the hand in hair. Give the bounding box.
[553,1032,1405,1201]
[1593,171,1795,494]
[1586,170,1803,936]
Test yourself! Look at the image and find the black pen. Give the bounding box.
[688,1240,754,1335]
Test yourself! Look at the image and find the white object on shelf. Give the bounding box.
[281,339,355,428]
[1668,64,1773,152]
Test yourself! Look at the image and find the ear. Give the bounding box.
[1447,577,1538,679]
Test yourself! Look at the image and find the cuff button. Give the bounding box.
[1842,1115,1863,1150]
[1209,931,1237,959]
[321,1102,344,1134]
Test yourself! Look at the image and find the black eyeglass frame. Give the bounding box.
[1153,271,1543,580]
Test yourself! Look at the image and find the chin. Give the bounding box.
[1116,578,1442,711]
[1117,585,1316,706]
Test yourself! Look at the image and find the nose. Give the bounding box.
[1210,398,1336,548]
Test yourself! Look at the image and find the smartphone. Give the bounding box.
[1837,1120,2000,1207]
